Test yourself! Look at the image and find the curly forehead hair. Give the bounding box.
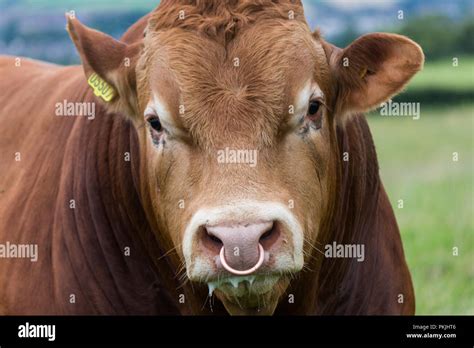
[148,0,306,44]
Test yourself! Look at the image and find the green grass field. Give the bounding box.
[409,56,474,92]
[368,104,474,314]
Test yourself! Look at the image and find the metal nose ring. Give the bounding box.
[219,244,265,275]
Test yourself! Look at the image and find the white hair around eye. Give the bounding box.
[289,80,324,128]
[144,93,186,138]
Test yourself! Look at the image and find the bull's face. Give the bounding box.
[134,21,337,315]
[68,2,423,315]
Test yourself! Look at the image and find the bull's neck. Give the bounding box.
[55,93,180,314]
[62,91,229,314]
[274,115,387,314]
[317,115,383,313]
[297,115,411,314]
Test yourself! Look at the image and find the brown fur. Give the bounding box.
[149,0,305,45]
[0,0,422,314]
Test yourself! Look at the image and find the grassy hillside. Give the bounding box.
[395,56,474,105]
[410,56,474,92]
[368,104,474,314]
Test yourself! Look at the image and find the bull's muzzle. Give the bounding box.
[182,201,305,281]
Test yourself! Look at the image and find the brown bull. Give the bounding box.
[0,0,423,315]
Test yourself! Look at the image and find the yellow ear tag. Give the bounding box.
[87,73,116,102]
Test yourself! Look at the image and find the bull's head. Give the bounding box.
[67,0,423,315]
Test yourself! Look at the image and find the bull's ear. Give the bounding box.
[66,16,142,116]
[324,33,424,118]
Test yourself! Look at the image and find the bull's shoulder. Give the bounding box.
[0,55,60,74]
[0,56,84,103]
[0,56,86,170]
[0,56,72,97]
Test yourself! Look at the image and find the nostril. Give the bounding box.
[260,223,274,241]
[259,221,280,249]
[199,220,281,258]
[198,226,223,254]
[208,233,223,246]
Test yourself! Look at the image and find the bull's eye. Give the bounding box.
[145,110,165,146]
[144,106,166,146]
[306,100,323,130]
[308,101,320,116]
[147,117,162,132]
